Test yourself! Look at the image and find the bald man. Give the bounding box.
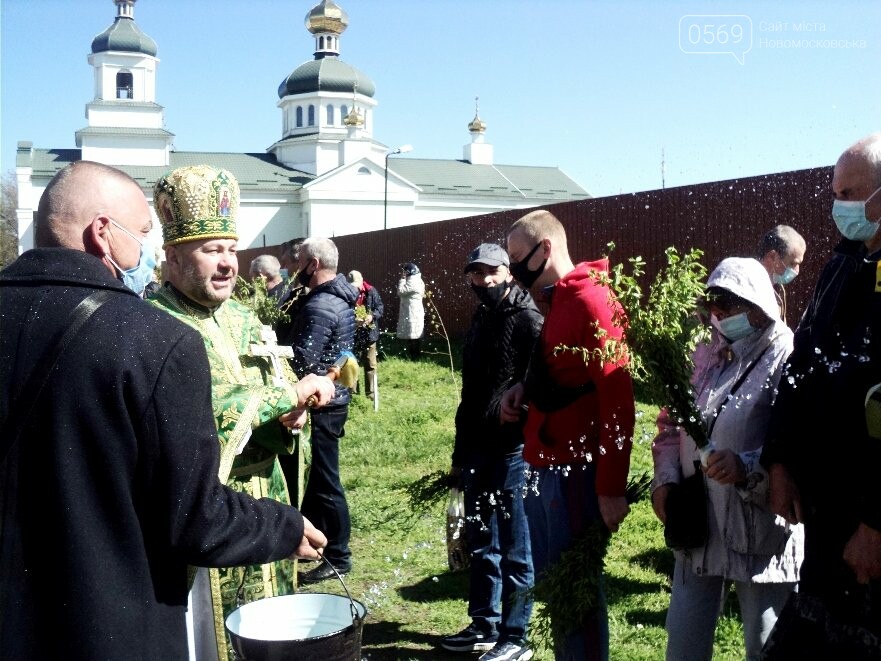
[0,161,329,660]
[762,134,881,656]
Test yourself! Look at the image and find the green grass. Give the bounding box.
[296,342,747,660]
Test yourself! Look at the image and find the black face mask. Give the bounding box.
[509,241,547,288]
[296,268,312,288]
[470,280,509,308]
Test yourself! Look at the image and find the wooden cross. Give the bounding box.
[249,325,294,388]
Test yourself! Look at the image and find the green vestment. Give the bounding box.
[148,285,306,661]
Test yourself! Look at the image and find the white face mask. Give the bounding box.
[711,312,756,342]
[832,185,881,242]
[105,219,157,295]
[773,266,797,286]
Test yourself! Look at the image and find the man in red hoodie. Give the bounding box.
[501,209,635,661]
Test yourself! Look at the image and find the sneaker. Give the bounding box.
[440,624,499,652]
[478,641,534,661]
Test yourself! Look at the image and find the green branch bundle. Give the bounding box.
[232,276,290,328]
[529,473,652,651]
[555,245,710,447]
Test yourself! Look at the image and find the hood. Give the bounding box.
[707,257,780,321]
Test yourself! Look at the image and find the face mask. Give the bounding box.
[470,280,509,308]
[296,267,312,288]
[711,312,756,342]
[105,220,156,295]
[773,267,797,286]
[832,186,881,242]
[509,241,547,288]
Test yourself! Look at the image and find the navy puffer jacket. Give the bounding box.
[284,273,356,404]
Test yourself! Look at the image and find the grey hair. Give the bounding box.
[858,133,881,187]
[249,254,281,278]
[300,237,339,272]
[758,225,806,260]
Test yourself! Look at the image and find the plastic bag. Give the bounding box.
[446,487,470,572]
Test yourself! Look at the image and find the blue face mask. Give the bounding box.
[105,220,157,295]
[832,185,881,242]
[773,266,797,286]
[711,312,756,342]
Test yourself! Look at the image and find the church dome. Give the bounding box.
[305,0,349,35]
[91,1,157,57]
[278,58,375,99]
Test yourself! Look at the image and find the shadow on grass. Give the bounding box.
[630,546,675,578]
[361,620,469,660]
[397,570,469,603]
[623,607,668,629]
[607,573,664,602]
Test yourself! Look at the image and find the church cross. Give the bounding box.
[249,326,294,388]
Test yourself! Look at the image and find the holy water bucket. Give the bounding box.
[225,561,367,661]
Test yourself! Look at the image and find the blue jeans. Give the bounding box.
[461,452,534,643]
[525,464,608,661]
[300,405,351,570]
[665,556,795,661]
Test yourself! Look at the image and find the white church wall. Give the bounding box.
[235,196,304,250]
[87,105,164,129]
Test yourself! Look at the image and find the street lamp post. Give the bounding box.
[383,144,413,230]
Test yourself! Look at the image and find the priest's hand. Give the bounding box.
[279,408,308,430]
[296,373,335,408]
[291,516,327,561]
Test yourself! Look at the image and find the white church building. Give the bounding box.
[15,0,589,253]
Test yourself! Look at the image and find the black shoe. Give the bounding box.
[298,562,349,585]
[440,624,499,652]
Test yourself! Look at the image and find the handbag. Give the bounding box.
[663,460,708,550]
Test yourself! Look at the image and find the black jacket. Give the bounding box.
[0,249,303,661]
[284,273,356,405]
[452,283,543,466]
[763,238,881,533]
[354,282,384,348]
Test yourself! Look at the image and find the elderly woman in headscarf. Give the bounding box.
[651,257,804,661]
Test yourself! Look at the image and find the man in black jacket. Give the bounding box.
[281,237,357,584]
[441,243,543,661]
[762,133,881,656]
[0,161,330,660]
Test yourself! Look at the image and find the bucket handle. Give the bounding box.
[319,555,362,625]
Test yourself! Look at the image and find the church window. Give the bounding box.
[308,105,315,126]
[357,166,370,175]
[327,105,335,125]
[296,106,303,127]
[116,71,133,99]
[341,104,348,119]
[319,36,325,49]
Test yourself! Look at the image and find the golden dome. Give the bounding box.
[305,0,349,35]
[468,96,487,133]
[344,107,363,127]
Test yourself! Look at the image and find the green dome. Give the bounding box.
[91,16,157,57]
[278,57,375,99]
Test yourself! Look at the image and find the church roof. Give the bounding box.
[18,149,587,201]
[388,158,591,200]
[18,148,313,193]
[91,15,157,57]
[278,57,375,99]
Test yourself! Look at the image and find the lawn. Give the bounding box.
[296,339,747,660]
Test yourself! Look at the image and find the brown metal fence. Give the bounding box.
[239,166,835,338]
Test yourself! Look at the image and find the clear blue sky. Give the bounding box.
[2,0,879,197]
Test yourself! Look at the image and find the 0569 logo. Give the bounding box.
[679,14,753,64]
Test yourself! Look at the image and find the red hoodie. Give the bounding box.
[523,259,635,496]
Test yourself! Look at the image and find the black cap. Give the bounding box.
[401,262,420,276]
[464,243,510,273]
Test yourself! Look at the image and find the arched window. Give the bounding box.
[341,104,348,119]
[319,36,325,49]
[308,105,315,126]
[116,71,133,99]
[327,105,335,125]
[296,106,303,127]
[357,166,370,175]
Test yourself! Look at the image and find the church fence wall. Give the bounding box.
[239,166,834,339]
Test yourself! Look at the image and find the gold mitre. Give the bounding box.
[153,165,240,247]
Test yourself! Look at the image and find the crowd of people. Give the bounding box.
[2,131,879,661]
